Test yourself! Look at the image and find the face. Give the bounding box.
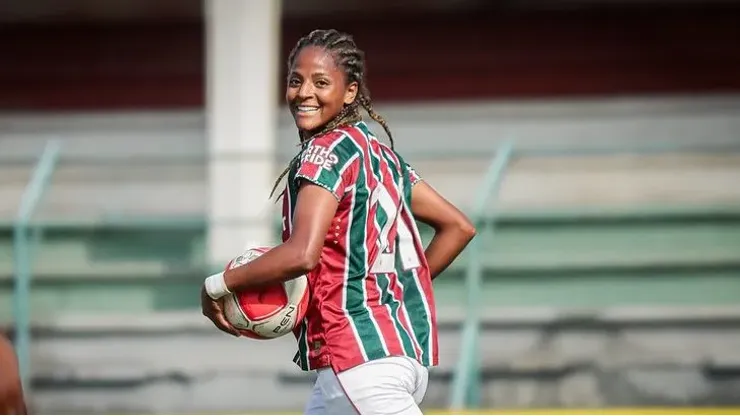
[286,46,358,134]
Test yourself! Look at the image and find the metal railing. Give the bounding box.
[12,139,62,393]
[448,140,514,410]
[445,140,740,410]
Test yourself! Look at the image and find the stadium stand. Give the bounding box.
[1,97,740,412]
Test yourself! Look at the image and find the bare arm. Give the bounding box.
[223,182,338,292]
[411,181,476,279]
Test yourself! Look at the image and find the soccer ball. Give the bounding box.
[221,246,310,339]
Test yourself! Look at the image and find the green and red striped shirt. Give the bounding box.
[281,121,438,373]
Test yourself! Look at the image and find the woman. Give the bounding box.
[202,29,475,415]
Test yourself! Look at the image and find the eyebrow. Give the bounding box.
[289,69,331,77]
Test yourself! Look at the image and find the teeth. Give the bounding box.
[297,106,319,113]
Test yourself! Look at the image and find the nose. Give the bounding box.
[297,81,315,100]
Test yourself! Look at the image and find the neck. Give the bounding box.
[300,115,362,143]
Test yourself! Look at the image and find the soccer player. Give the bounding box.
[201,29,475,415]
[0,334,27,415]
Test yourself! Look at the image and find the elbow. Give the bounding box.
[297,254,319,274]
[459,220,477,242]
[433,216,477,243]
[284,234,323,276]
[293,245,321,275]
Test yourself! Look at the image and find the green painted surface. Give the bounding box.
[2,218,738,277]
[0,277,202,321]
[1,206,739,321]
[432,270,740,307]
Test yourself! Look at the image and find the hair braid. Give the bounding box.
[357,88,394,149]
[270,29,395,199]
[269,152,301,201]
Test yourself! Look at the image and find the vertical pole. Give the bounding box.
[205,0,282,265]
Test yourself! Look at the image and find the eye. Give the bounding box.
[315,79,330,88]
[288,77,301,88]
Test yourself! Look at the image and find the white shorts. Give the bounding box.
[303,355,429,415]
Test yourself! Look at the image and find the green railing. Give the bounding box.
[445,141,740,410]
[448,140,514,410]
[12,139,62,393]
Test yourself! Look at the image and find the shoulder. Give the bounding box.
[301,125,370,163]
[329,121,377,147]
[303,129,357,156]
[296,129,361,178]
[305,129,348,148]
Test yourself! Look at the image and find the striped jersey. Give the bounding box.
[280,121,439,373]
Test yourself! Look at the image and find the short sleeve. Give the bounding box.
[295,132,358,200]
[406,163,423,186]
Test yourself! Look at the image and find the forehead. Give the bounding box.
[290,46,341,75]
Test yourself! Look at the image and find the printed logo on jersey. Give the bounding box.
[301,144,339,170]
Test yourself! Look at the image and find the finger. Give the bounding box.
[210,310,240,337]
[214,317,240,337]
[17,397,28,415]
[202,297,240,337]
[237,329,255,338]
[0,398,22,416]
[213,300,241,336]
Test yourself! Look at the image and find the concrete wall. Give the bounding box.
[1,95,740,220]
[23,307,740,413]
[3,95,740,160]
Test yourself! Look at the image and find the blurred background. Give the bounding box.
[2,0,740,414]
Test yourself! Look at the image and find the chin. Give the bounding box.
[295,118,325,133]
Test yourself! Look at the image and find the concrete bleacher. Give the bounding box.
[2,95,740,220]
[2,205,739,411]
[1,153,739,235]
[2,204,739,319]
[2,96,740,412]
[18,306,740,413]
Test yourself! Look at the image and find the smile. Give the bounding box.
[296,106,320,115]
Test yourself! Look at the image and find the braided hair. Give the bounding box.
[270,29,394,198]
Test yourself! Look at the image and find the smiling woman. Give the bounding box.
[286,45,358,134]
[200,28,476,415]
[269,29,395,199]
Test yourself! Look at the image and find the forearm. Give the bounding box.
[223,243,313,293]
[424,227,475,280]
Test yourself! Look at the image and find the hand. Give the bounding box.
[200,286,240,337]
[0,375,26,415]
[0,388,26,416]
[0,336,27,415]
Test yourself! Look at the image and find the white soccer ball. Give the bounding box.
[221,246,310,339]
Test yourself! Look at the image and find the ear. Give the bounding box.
[344,81,359,105]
